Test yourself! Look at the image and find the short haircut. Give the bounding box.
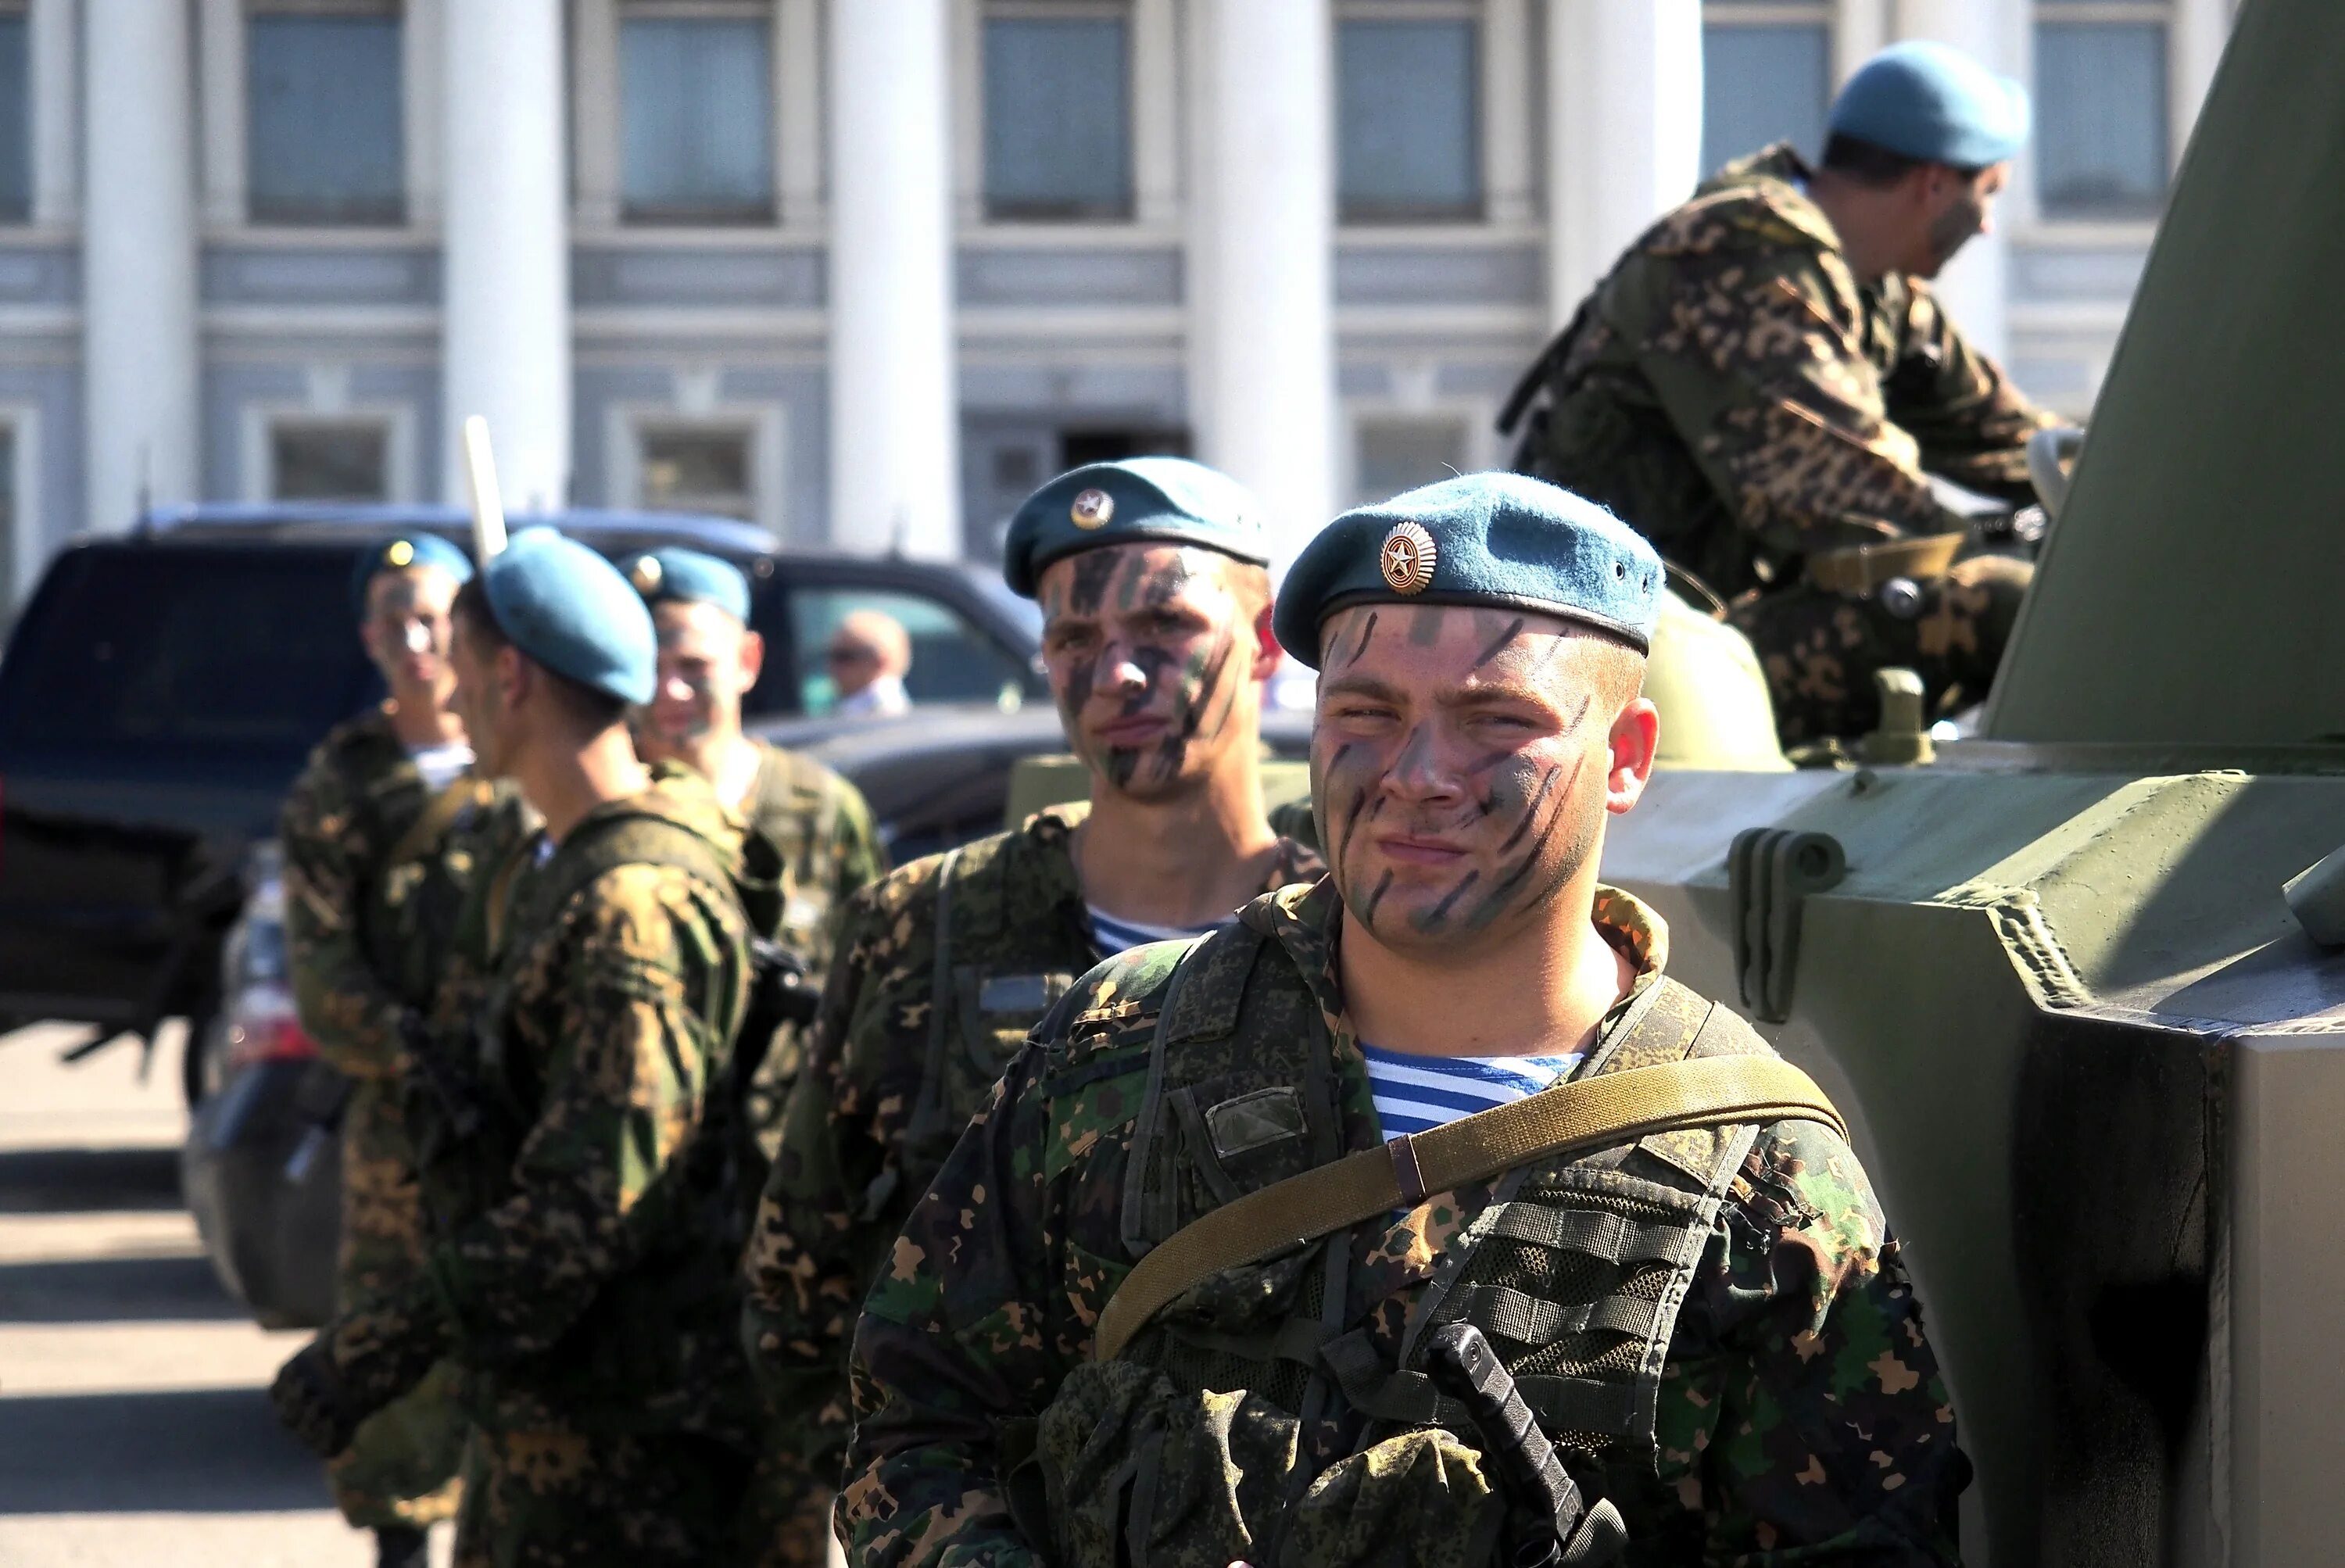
[450,578,629,731]
[1223,557,1273,620]
[1820,132,1984,187]
[1561,627,1648,714]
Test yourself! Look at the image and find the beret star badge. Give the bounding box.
[1070,489,1115,529]
[385,539,415,567]
[628,556,663,592]
[1380,521,1437,594]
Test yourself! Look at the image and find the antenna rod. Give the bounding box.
[461,415,508,560]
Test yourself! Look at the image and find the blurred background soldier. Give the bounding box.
[271,531,766,1566]
[737,458,1323,1564]
[1505,41,2057,743]
[279,532,483,1568]
[824,608,914,718]
[625,546,887,1118]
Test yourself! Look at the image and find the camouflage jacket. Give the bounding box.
[1516,143,2055,596]
[342,769,759,1440]
[281,708,441,1077]
[740,738,888,1118]
[840,879,1965,1566]
[742,804,1323,1494]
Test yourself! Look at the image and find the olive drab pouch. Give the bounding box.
[892,846,1079,1192]
[1026,1359,1505,1568]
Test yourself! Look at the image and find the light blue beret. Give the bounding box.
[349,532,472,614]
[1002,456,1271,600]
[1273,473,1663,668]
[1828,41,2030,170]
[621,546,751,625]
[480,528,657,706]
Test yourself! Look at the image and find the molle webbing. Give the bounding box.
[1092,1000,1842,1363]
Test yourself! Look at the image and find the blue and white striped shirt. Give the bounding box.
[1087,904,1222,958]
[1361,1044,1586,1139]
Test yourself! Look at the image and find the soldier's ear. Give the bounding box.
[1249,600,1283,682]
[738,628,766,688]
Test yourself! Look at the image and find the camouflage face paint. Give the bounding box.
[1314,604,1613,944]
[1040,545,1255,800]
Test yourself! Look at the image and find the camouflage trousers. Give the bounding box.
[452,1427,754,1567]
[331,1078,467,1530]
[1729,553,2034,743]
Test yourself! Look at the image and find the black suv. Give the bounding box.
[0,504,1047,1103]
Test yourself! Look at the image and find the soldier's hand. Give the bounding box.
[269,1339,365,1459]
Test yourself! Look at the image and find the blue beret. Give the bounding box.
[1002,457,1270,600]
[349,532,472,614]
[620,546,750,624]
[1828,41,2029,170]
[479,528,657,706]
[1273,473,1663,668]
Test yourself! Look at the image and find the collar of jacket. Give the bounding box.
[1690,140,1844,257]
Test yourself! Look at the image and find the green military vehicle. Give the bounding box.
[1599,2,2340,1560]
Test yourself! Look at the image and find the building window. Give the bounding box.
[983,5,1133,220]
[640,427,755,519]
[0,6,27,224]
[1701,2,1831,177]
[1353,416,1469,506]
[2035,3,2171,219]
[273,421,391,502]
[247,2,406,226]
[1337,13,1481,223]
[621,5,774,224]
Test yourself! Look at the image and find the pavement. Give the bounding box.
[0,1022,452,1566]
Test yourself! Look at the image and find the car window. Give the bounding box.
[0,547,371,751]
[789,586,1036,715]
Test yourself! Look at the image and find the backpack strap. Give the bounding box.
[383,774,494,875]
[1090,987,1840,1364]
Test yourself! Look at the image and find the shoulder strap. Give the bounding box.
[384,775,492,874]
[524,809,739,939]
[1090,997,1842,1364]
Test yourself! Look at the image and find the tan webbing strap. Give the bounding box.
[1090,1054,1842,1363]
[385,775,492,874]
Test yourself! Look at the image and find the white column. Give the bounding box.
[1895,0,2021,361]
[84,0,201,529]
[1542,0,1704,328]
[1187,0,1334,558]
[2171,0,2233,155]
[30,0,77,225]
[1832,0,1893,88]
[828,0,960,557]
[441,0,570,510]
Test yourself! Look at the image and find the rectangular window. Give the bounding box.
[621,9,775,224]
[2035,6,2171,218]
[640,427,755,519]
[1700,5,1831,177]
[247,3,405,226]
[1353,416,1468,506]
[983,9,1133,220]
[1337,16,1481,223]
[272,421,389,502]
[0,8,27,223]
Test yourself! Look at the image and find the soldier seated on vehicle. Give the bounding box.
[1505,40,2059,744]
[739,456,1323,1565]
[839,473,1967,1567]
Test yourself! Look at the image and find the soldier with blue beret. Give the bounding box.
[282,527,496,1568]
[274,528,778,1564]
[1506,37,2057,745]
[621,543,753,624]
[837,471,1967,1566]
[739,456,1319,1565]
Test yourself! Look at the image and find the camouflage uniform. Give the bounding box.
[737,736,888,1140]
[840,878,1967,1566]
[306,767,762,1567]
[1512,143,2056,740]
[282,708,520,1530]
[739,802,1322,1563]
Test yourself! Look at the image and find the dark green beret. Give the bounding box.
[621,546,750,624]
[1001,456,1270,600]
[349,532,472,614]
[480,528,657,706]
[1273,473,1663,668]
